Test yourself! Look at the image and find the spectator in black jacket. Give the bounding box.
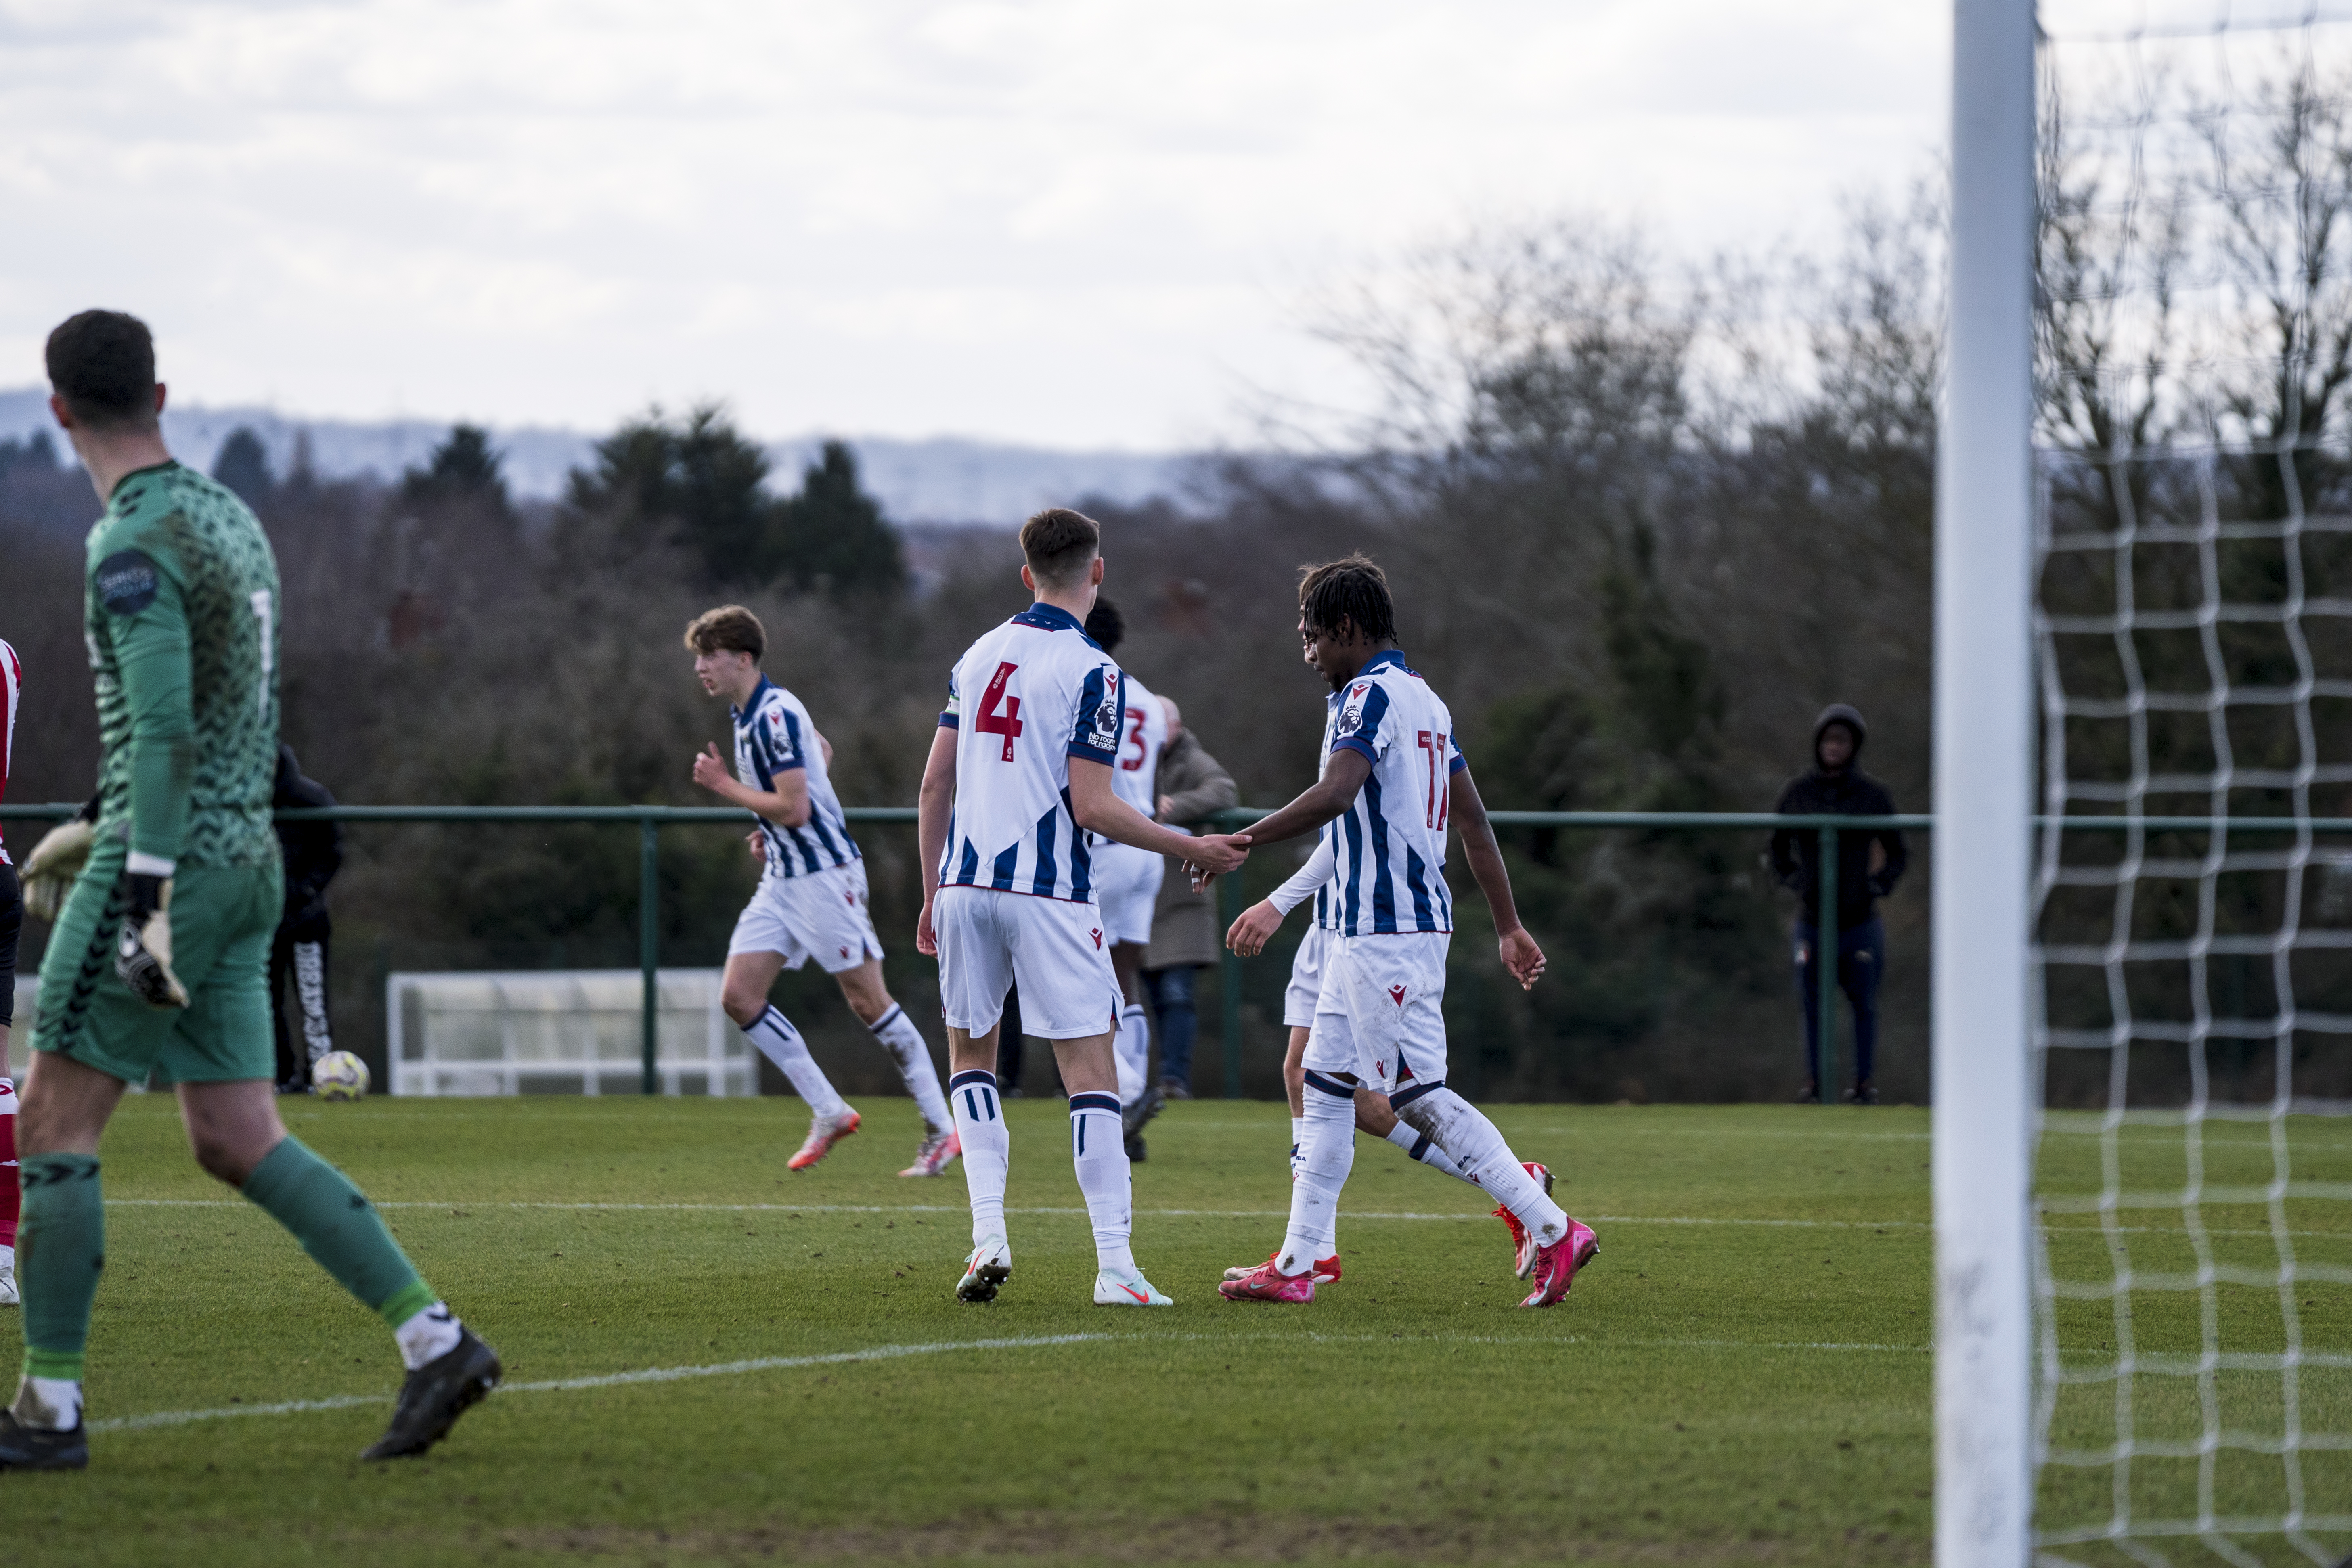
[272,744,345,1093]
[1769,704,1907,1105]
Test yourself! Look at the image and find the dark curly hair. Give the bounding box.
[1297,554,1396,645]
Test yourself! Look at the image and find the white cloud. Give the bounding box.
[0,0,1947,446]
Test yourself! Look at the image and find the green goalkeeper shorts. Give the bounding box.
[32,835,283,1087]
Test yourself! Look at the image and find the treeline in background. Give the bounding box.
[8,57,2351,1108]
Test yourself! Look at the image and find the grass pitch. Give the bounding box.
[10,1097,1943,1564]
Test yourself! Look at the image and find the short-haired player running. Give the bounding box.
[1216,555,1596,1308]
[1077,598,1171,1159]
[915,509,1247,1306]
[3,310,498,1470]
[685,605,957,1177]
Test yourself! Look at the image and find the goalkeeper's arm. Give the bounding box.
[105,563,196,1007]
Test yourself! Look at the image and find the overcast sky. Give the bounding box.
[0,1,1949,450]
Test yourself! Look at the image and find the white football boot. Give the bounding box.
[957,1236,1012,1303]
[1093,1268,1174,1306]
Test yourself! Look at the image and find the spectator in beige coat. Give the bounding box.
[1141,698,1238,1098]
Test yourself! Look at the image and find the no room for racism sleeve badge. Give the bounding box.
[96,550,161,617]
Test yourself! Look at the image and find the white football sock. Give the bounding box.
[1397,1087,1567,1247]
[392,1301,464,1370]
[13,1376,81,1431]
[868,1005,951,1133]
[1067,1092,1135,1274]
[1277,1081,1356,1274]
[950,1069,1010,1245]
[1114,1003,1151,1107]
[1383,1119,1480,1187]
[743,1006,849,1121]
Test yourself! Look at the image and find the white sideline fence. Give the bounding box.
[11,971,761,1098]
[385,969,758,1097]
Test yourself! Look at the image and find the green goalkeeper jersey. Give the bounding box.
[84,460,281,870]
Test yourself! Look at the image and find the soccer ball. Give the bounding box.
[312,1051,371,1102]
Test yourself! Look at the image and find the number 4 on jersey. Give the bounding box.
[977,660,1024,760]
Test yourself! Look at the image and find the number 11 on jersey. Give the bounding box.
[1417,729,1450,829]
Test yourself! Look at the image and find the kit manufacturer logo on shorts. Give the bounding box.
[95,551,161,616]
[1389,984,1407,1006]
[1090,928,1103,948]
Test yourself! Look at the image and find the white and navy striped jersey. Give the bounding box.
[732,676,860,880]
[937,602,1125,903]
[1095,668,1168,840]
[0,639,17,867]
[1310,649,1466,936]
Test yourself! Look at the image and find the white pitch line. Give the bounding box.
[88,1327,1928,1437]
[109,1199,2348,1239]
[104,1198,1930,1227]
[90,1334,1105,1435]
[103,1198,2350,1241]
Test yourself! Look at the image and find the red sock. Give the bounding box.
[0,1077,18,1248]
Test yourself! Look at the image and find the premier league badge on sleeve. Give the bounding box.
[1334,680,1372,737]
[1089,672,1123,750]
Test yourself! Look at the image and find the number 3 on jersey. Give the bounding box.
[1120,707,1149,770]
[976,660,1024,760]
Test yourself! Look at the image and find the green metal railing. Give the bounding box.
[1202,807,1936,1105]
[6,799,2329,1102]
[2,802,912,1097]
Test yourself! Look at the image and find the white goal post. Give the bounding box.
[1936,2,2039,1566]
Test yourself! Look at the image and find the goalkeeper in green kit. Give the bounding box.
[3,312,500,1471]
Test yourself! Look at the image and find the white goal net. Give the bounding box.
[2029,3,2352,1562]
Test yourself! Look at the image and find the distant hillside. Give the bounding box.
[0,387,1202,526]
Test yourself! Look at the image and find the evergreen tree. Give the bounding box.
[0,431,58,481]
[211,427,274,505]
[773,440,906,596]
[567,405,773,582]
[402,424,511,514]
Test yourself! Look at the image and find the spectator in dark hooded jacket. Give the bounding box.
[1769,704,1906,1104]
[272,744,344,1093]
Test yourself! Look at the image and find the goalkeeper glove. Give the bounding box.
[115,871,190,1009]
[19,801,98,923]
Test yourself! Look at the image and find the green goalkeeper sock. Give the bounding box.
[241,1137,435,1330]
[19,1153,105,1382]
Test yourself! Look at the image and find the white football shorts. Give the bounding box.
[1284,922,1331,1029]
[728,860,882,975]
[1303,929,1451,1099]
[1089,841,1164,947]
[934,888,1122,1040]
